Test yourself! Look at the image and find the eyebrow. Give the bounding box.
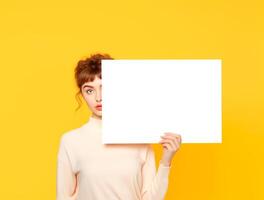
[83,84,102,89]
[83,85,94,89]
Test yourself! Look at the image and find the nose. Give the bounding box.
[96,90,102,103]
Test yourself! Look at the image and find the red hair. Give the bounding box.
[74,53,114,111]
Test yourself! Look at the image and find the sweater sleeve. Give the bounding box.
[141,144,171,200]
[56,135,79,200]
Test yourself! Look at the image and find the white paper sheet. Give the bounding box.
[101,59,222,144]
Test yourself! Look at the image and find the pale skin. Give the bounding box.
[81,76,182,167]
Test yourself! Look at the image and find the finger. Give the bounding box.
[162,143,171,150]
[160,138,177,150]
[164,133,182,144]
[162,140,179,152]
[161,135,178,148]
[179,136,182,144]
[163,133,181,141]
[164,132,180,137]
[160,139,173,149]
[160,138,180,150]
[161,136,177,148]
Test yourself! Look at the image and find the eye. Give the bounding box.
[86,89,93,94]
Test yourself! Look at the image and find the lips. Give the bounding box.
[96,104,102,110]
[95,105,102,111]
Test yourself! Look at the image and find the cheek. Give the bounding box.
[83,95,95,107]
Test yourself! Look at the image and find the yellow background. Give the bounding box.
[0,0,263,199]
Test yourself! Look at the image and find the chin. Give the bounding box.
[95,111,102,117]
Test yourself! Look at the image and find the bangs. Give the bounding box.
[79,71,101,88]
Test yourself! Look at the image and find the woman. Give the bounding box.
[56,53,182,200]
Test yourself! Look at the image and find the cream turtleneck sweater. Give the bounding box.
[56,116,171,200]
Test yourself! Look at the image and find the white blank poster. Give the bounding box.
[101,59,222,144]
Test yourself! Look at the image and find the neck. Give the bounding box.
[89,115,102,128]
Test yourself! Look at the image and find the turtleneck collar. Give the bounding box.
[87,115,102,128]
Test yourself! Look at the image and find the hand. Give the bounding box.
[159,132,182,167]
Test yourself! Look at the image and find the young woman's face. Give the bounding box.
[81,76,102,119]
